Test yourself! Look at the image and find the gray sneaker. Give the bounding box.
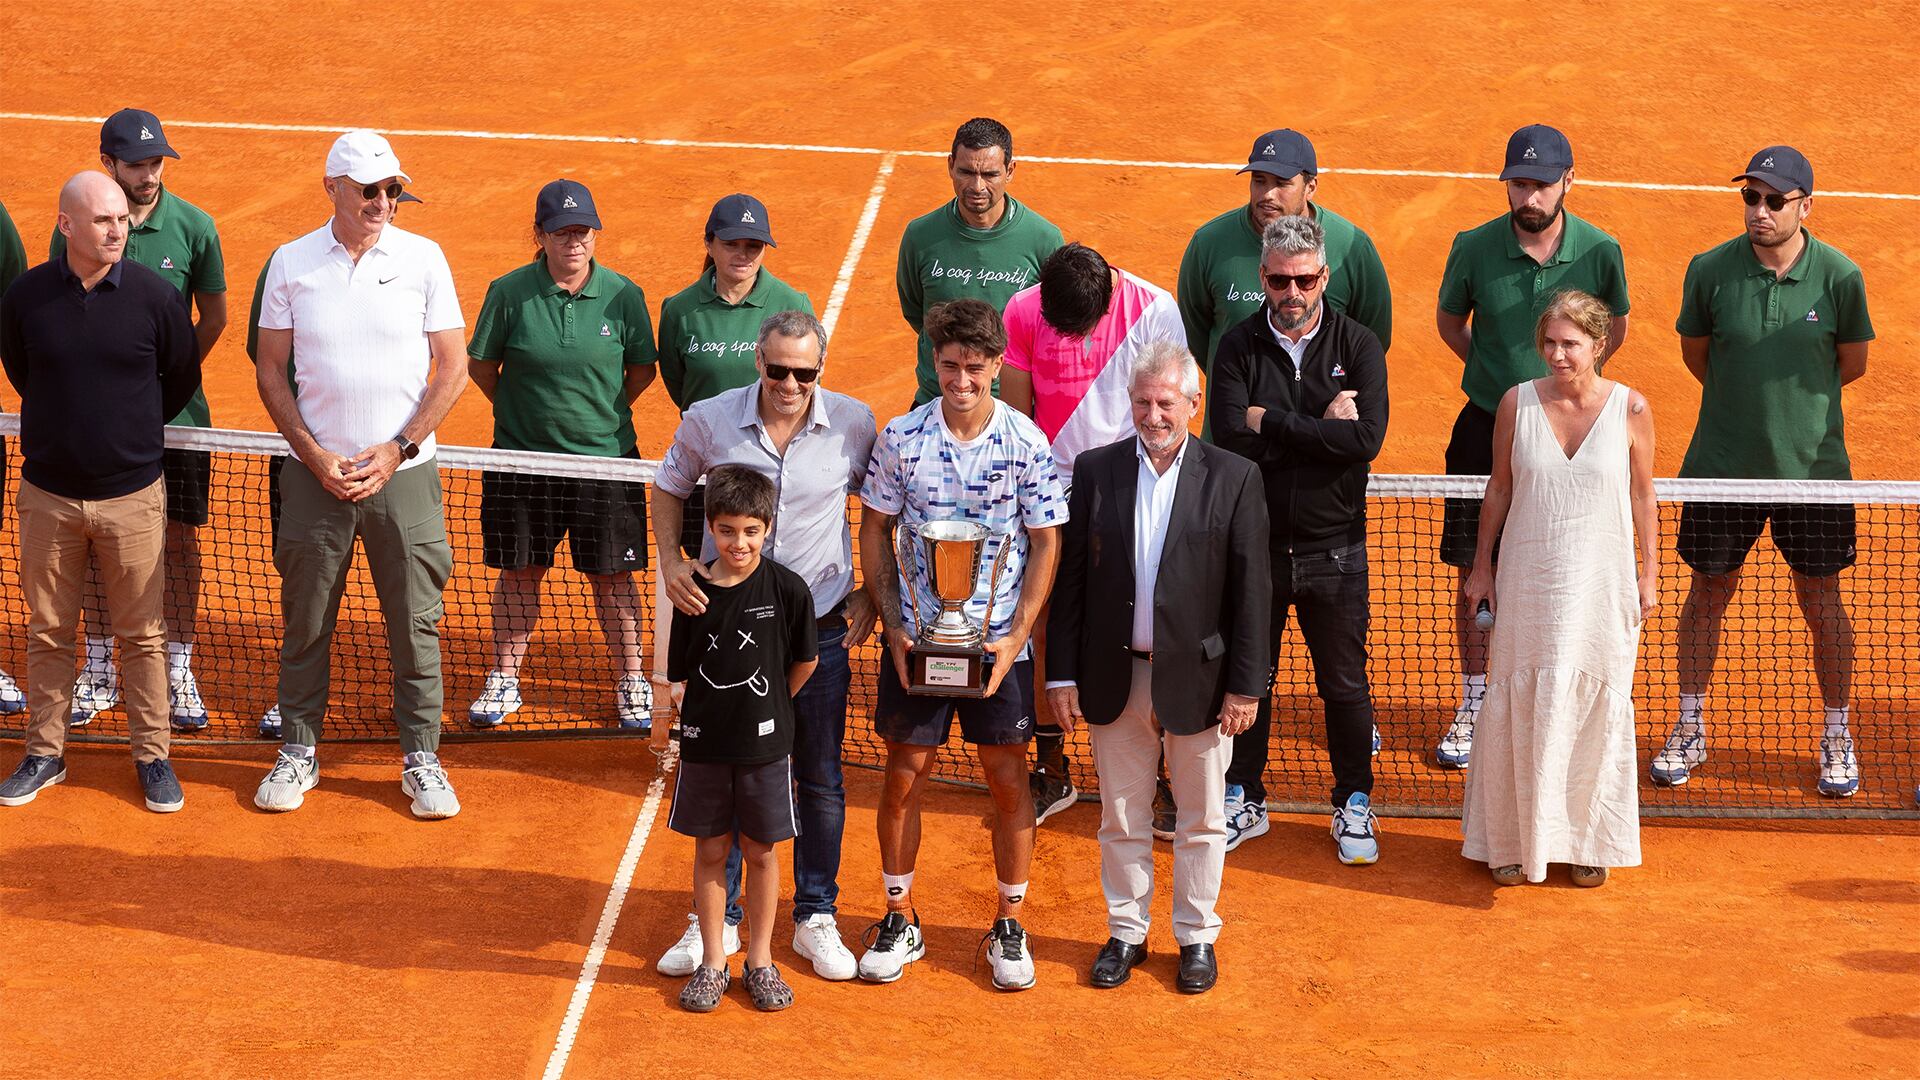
[254,748,318,812]
[401,754,460,819]
[0,755,66,807]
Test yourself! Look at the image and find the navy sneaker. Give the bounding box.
[1332,792,1380,865]
[0,755,66,806]
[136,759,185,813]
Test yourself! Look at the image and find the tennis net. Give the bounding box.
[0,419,1913,819]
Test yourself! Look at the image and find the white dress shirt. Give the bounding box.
[1130,436,1186,651]
[1266,300,1323,375]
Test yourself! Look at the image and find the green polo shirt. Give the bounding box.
[469,258,657,457]
[1177,200,1393,440]
[1437,211,1629,414]
[656,266,812,412]
[895,195,1063,405]
[1676,230,1873,480]
[0,198,27,297]
[51,186,225,426]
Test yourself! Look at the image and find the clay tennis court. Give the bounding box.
[2,1,1917,1076]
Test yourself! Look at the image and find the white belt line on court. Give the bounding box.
[821,152,898,339]
[3,111,1915,202]
[542,747,675,1080]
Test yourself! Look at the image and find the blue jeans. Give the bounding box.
[722,617,850,924]
[1227,541,1375,808]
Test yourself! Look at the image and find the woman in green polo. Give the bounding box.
[467,178,659,731]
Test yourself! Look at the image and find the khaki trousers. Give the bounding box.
[1087,658,1231,947]
[19,477,169,762]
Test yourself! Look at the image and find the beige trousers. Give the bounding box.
[19,477,169,762]
[1087,658,1231,947]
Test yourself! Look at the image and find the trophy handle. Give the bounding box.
[981,531,1013,638]
[896,520,922,635]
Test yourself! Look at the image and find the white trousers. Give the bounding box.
[1087,658,1231,947]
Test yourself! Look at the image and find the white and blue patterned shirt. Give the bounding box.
[861,399,1068,654]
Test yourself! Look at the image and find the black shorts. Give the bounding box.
[668,757,798,844]
[1440,402,1497,569]
[874,657,1035,747]
[479,464,648,575]
[678,483,706,560]
[1677,502,1857,578]
[163,447,213,527]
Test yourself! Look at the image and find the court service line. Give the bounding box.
[821,152,898,339]
[541,749,676,1080]
[4,111,1917,202]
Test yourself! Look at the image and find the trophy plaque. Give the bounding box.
[899,519,1012,698]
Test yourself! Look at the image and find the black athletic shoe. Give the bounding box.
[1030,765,1078,825]
[1151,776,1177,841]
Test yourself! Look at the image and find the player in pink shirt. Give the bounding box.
[1000,242,1187,822]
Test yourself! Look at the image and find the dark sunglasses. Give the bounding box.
[359,181,405,201]
[1263,269,1326,293]
[1741,186,1805,212]
[764,362,821,384]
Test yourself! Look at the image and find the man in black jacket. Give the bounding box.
[1208,214,1388,866]
[1047,340,1268,994]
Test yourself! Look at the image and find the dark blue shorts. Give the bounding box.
[668,757,798,844]
[874,657,1035,747]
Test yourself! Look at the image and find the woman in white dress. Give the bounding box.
[1460,290,1658,887]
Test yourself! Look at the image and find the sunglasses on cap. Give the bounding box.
[1262,269,1326,293]
[1741,186,1806,212]
[764,362,820,384]
[358,181,406,201]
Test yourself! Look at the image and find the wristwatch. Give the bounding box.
[393,435,420,460]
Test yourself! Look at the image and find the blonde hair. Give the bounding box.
[1535,289,1613,371]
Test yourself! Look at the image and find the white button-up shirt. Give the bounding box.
[1131,435,1187,651]
[259,221,464,470]
[1266,300,1323,375]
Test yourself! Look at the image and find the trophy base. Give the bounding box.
[907,640,990,698]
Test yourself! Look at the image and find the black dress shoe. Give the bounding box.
[1177,944,1217,994]
[1089,938,1148,988]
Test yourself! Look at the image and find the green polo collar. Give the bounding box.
[1739,228,1813,282]
[535,256,606,299]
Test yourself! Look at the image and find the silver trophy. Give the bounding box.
[898,519,1012,697]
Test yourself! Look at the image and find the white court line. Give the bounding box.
[821,152,898,339]
[541,747,676,1080]
[4,111,1916,201]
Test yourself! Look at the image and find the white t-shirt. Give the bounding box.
[259,221,463,470]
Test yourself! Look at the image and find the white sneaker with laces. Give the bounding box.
[615,674,654,731]
[1225,799,1269,853]
[467,671,522,728]
[857,911,925,983]
[258,705,282,738]
[982,917,1035,991]
[1651,726,1707,786]
[169,670,209,731]
[0,670,25,715]
[254,748,318,812]
[69,668,120,727]
[1435,710,1474,768]
[792,913,858,980]
[401,754,460,819]
[657,912,741,977]
[1817,733,1860,798]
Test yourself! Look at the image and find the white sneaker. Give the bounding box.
[616,674,653,731]
[69,668,119,727]
[1435,710,1474,768]
[254,748,318,812]
[467,671,522,729]
[657,912,741,977]
[1225,799,1269,852]
[258,705,282,739]
[169,669,209,732]
[1651,726,1707,786]
[792,913,858,981]
[857,910,925,983]
[401,754,461,819]
[0,670,25,715]
[982,917,1035,991]
[1818,733,1860,798]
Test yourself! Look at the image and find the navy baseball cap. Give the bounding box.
[1499,124,1573,182]
[1734,145,1814,195]
[535,179,600,231]
[100,108,179,162]
[1237,129,1317,179]
[707,194,776,246]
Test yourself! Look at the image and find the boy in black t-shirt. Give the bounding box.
[666,465,818,1012]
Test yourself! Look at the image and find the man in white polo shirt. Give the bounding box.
[250,130,468,819]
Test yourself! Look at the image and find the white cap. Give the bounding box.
[324,129,412,185]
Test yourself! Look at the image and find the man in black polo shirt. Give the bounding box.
[0,172,201,812]
[1208,214,1388,866]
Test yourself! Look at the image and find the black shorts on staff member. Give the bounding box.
[478,463,649,574]
[874,658,1036,747]
[1676,501,1856,578]
[1438,401,1500,569]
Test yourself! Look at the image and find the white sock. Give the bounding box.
[84,635,115,673]
[997,880,1028,907]
[404,750,440,767]
[882,871,914,903]
[1678,693,1705,730]
[1823,706,1849,740]
[1459,674,1486,713]
[165,640,193,682]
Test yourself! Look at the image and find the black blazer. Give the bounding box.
[1047,436,1271,735]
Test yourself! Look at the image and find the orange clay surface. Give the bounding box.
[1,1,1919,1076]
